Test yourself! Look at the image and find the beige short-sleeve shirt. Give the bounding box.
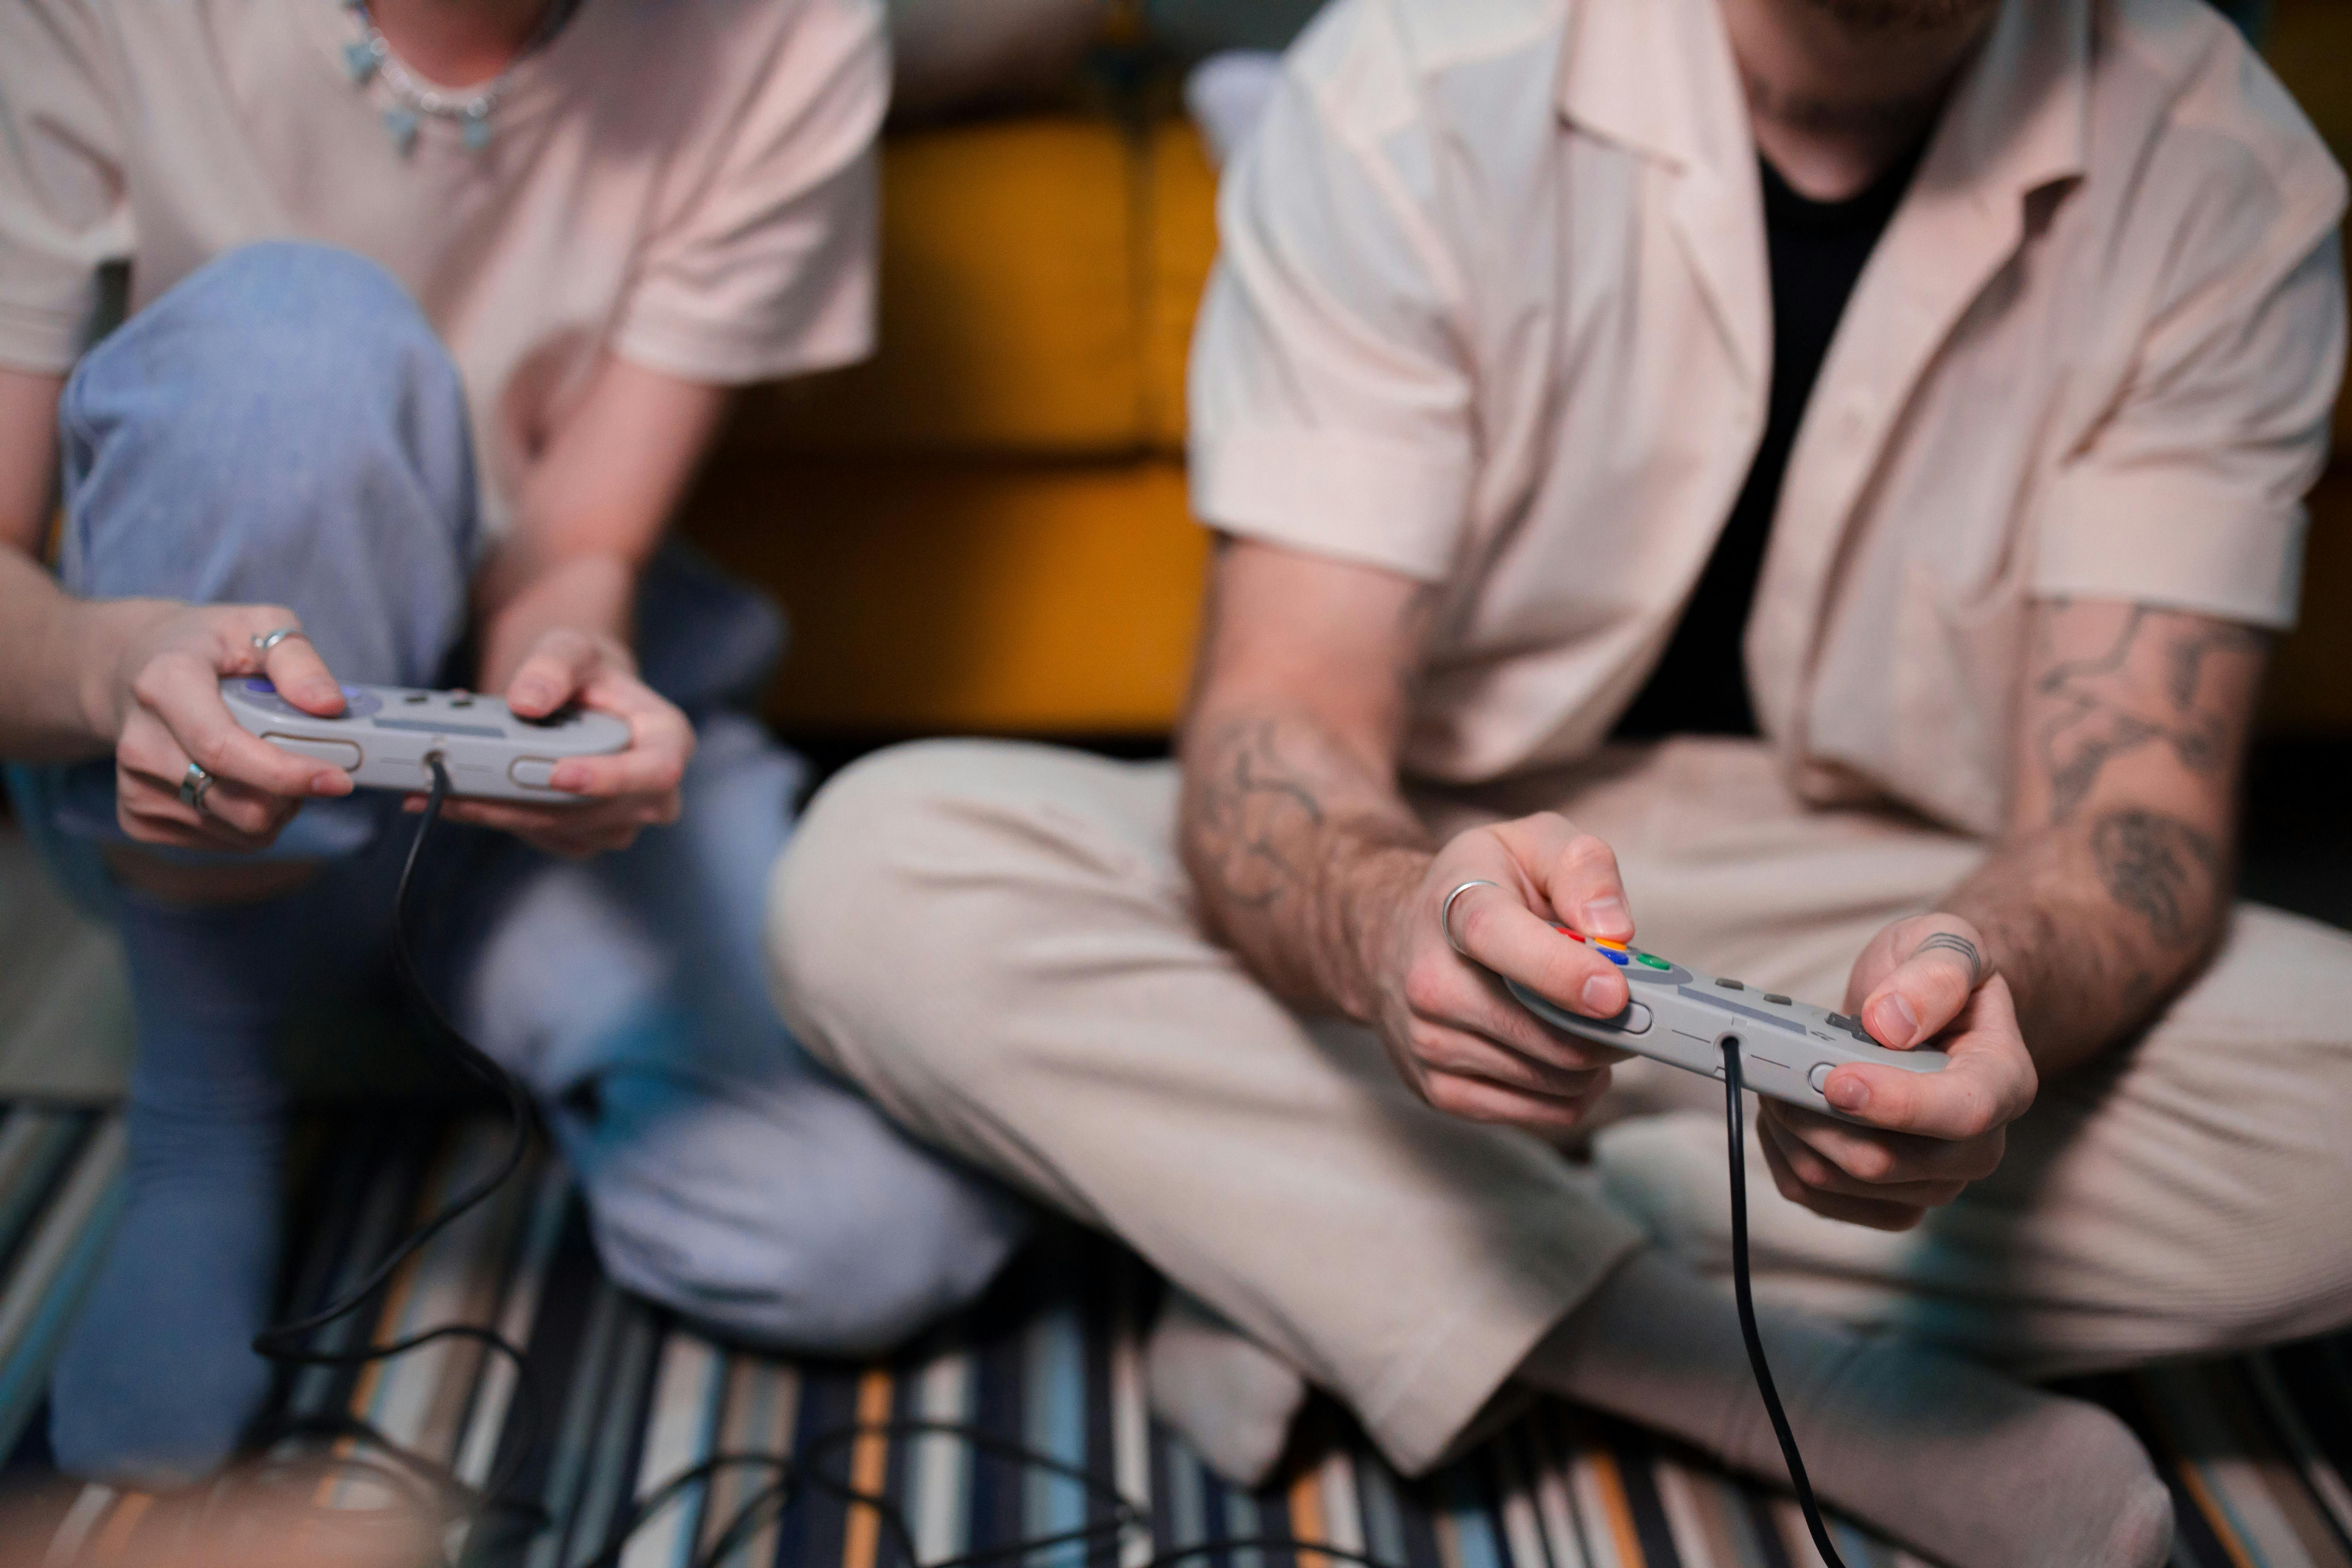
[1189,0,2348,835]
[0,0,887,533]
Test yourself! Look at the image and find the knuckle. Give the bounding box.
[1844,1142,1897,1183]
[1454,898,1503,954]
[1402,960,1453,1018]
[1422,1075,1468,1115]
[1563,832,1613,868]
[1769,1161,1809,1205]
[128,664,174,707]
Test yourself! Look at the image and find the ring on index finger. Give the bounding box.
[251,626,308,656]
[1441,879,1502,958]
[178,761,216,815]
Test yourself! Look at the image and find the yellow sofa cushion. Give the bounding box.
[684,458,1208,732]
[731,120,1146,457]
[1143,119,1220,454]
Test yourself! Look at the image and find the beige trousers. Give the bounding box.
[765,736,2352,1474]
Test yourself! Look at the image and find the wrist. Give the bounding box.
[477,551,637,689]
[68,597,176,746]
[1331,840,1431,1023]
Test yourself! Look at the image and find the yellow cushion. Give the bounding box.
[1142,119,1219,454]
[2264,0,2352,449]
[2263,464,2352,734]
[730,120,1144,457]
[685,458,1208,732]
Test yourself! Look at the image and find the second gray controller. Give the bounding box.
[1502,935,1949,1116]
[220,678,631,804]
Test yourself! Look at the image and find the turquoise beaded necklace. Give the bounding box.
[339,0,580,155]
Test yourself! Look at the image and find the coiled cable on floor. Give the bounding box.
[248,755,546,1517]
[1722,1038,1850,1568]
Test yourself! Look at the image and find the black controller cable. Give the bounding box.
[229,754,1415,1568]
[247,755,548,1524]
[1721,1038,1851,1568]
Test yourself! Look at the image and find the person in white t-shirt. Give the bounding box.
[0,0,1029,1486]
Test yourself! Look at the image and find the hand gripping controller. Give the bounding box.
[220,678,630,803]
[1504,931,1949,1116]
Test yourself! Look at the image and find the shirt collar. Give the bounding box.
[1556,0,2090,210]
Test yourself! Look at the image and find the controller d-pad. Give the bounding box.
[1826,1013,1875,1043]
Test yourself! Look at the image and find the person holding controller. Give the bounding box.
[0,0,1026,1486]
[766,0,2351,1561]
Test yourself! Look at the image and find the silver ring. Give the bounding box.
[251,626,308,655]
[178,761,215,814]
[1441,878,1503,958]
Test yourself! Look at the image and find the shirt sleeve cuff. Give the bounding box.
[2033,468,2306,629]
[1190,425,1471,582]
[0,298,85,374]
[611,302,875,387]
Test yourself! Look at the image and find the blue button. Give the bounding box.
[1601,948,1629,965]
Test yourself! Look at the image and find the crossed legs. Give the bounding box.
[30,243,1027,1485]
[768,736,2352,1563]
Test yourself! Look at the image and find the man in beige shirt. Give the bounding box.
[767,0,2350,1561]
[0,0,1026,1486]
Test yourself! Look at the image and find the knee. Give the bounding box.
[577,1077,1030,1355]
[79,242,455,420]
[60,241,475,671]
[64,243,470,535]
[765,740,1050,1045]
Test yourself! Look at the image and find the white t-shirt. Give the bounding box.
[0,0,888,532]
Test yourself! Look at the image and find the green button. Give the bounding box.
[1635,952,1672,970]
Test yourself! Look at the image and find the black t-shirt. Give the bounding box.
[1611,144,1926,740]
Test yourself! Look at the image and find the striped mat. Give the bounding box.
[3,1102,2351,1568]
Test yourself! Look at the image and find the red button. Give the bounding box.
[1550,925,1586,943]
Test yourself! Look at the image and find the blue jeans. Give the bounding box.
[17,241,1029,1353]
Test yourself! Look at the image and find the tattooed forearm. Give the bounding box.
[1188,718,1328,909]
[1179,708,1431,1014]
[2032,604,2264,821]
[2092,808,2221,948]
[1942,600,2262,1077]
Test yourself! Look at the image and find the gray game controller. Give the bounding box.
[1503,931,1949,1115]
[220,678,631,803]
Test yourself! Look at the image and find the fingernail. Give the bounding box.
[1826,1073,1870,1112]
[1581,975,1621,1014]
[311,771,348,795]
[1582,896,1630,936]
[1869,993,1920,1047]
[550,765,584,791]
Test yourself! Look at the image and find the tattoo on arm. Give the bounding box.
[1188,718,1328,909]
[2032,604,2264,821]
[2092,808,2221,948]
[1912,930,1985,986]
